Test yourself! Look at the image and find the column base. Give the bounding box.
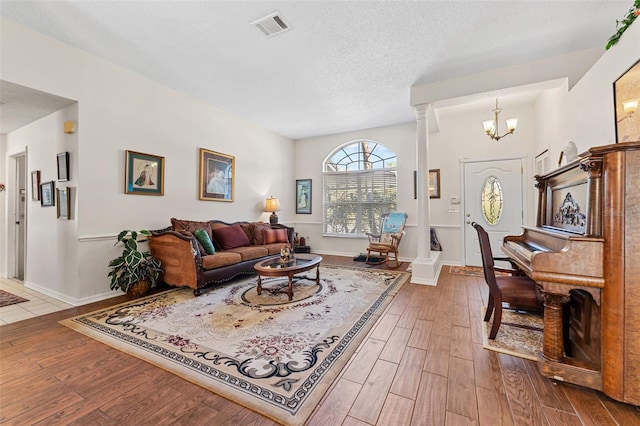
[410,251,442,286]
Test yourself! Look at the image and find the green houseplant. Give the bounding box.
[108,230,162,297]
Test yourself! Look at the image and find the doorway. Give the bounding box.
[463,157,525,267]
[9,153,27,280]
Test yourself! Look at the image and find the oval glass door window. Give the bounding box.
[481,175,503,225]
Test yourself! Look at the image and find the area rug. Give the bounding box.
[481,307,544,361]
[0,289,29,307]
[450,265,484,276]
[450,265,508,277]
[61,265,409,426]
[353,253,386,263]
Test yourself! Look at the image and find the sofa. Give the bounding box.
[149,218,294,295]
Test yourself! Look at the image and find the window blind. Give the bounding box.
[323,169,397,236]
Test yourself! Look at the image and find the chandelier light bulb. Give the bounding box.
[622,99,639,114]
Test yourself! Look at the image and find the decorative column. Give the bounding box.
[415,104,431,260]
[411,103,440,285]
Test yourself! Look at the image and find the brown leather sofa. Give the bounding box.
[149,218,294,295]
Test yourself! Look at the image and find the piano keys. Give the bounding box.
[502,141,640,406]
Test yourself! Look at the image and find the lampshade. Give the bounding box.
[505,118,518,132]
[265,196,280,212]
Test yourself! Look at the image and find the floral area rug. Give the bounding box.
[450,265,509,277]
[0,289,29,307]
[61,265,409,426]
[481,306,544,361]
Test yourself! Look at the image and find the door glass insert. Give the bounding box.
[481,175,503,225]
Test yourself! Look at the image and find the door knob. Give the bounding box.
[466,220,471,224]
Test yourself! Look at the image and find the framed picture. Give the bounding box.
[429,169,441,199]
[57,188,70,219]
[199,148,234,201]
[57,152,70,181]
[40,181,55,207]
[613,59,640,143]
[124,150,165,196]
[31,170,41,201]
[296,179,312,214]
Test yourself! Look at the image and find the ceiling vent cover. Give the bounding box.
[251,11,291,38]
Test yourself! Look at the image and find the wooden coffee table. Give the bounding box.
[253,254,322,301]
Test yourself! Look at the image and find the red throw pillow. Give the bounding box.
[263,228,288,244]
[211,224,251,250]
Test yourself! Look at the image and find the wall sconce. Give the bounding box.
[64,121,76,134]
[265,196,281,225]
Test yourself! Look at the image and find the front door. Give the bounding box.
[463,158,524,267]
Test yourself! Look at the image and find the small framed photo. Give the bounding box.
[199,148,234,201]
[613,58,640,143]
[57,188,70,219]
[31,170,41,201]
[296,179,312,214]
[57,152,70,181]
[429,169,441,199]
[40,181,55,207]
[125,150,165,196]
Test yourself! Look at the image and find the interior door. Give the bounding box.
[15,154,26,280]
[463,158,524,267]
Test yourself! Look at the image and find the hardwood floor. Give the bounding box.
[1,255,639,425]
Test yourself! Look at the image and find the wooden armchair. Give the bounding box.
[365,212,408,269]
[471,222,543,339]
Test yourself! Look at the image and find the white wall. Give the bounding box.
[424,101,538,263]
[293,122,417,259]
[1,18,294,304]
[567,22,640,153]
[293,101,539,265]
[533,85,568,174]
[6,105,79,297]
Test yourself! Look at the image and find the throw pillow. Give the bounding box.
[193,228,216,255]
[211,224,251,250]
[263,228,288,244]
[252,222,271,245]
[171,218,213,255]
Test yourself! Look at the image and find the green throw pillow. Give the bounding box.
[194,228,216,255]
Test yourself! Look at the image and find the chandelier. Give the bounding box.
[482,99,518,141]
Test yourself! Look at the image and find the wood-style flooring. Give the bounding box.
[1,255,639,425]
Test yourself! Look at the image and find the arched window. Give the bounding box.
[323,140,397,237]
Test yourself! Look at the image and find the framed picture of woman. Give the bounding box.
[124,150,165,196]
[296,179,312,214]
[199,148,234,201]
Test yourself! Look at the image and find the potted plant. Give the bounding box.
[108,230,162,298]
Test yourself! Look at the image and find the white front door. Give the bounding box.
[463,158,524,266]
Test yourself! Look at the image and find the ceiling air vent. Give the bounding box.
[251,12,291,38]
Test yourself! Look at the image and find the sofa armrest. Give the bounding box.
[149,230,201,290]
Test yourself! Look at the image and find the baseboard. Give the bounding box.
[24,281,118,307]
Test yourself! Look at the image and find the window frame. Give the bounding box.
[322,140,397,238]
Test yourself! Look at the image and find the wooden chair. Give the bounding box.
[365,212,408,269]
[471,222,543,339]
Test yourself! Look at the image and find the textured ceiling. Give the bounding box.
[0,1,630,139]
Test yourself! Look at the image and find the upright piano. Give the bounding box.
[502,141,640,406]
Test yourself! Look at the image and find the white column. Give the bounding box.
[415,104,431,260]
[411,103,441,285]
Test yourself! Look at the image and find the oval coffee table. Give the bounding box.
[253,254,323,301]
